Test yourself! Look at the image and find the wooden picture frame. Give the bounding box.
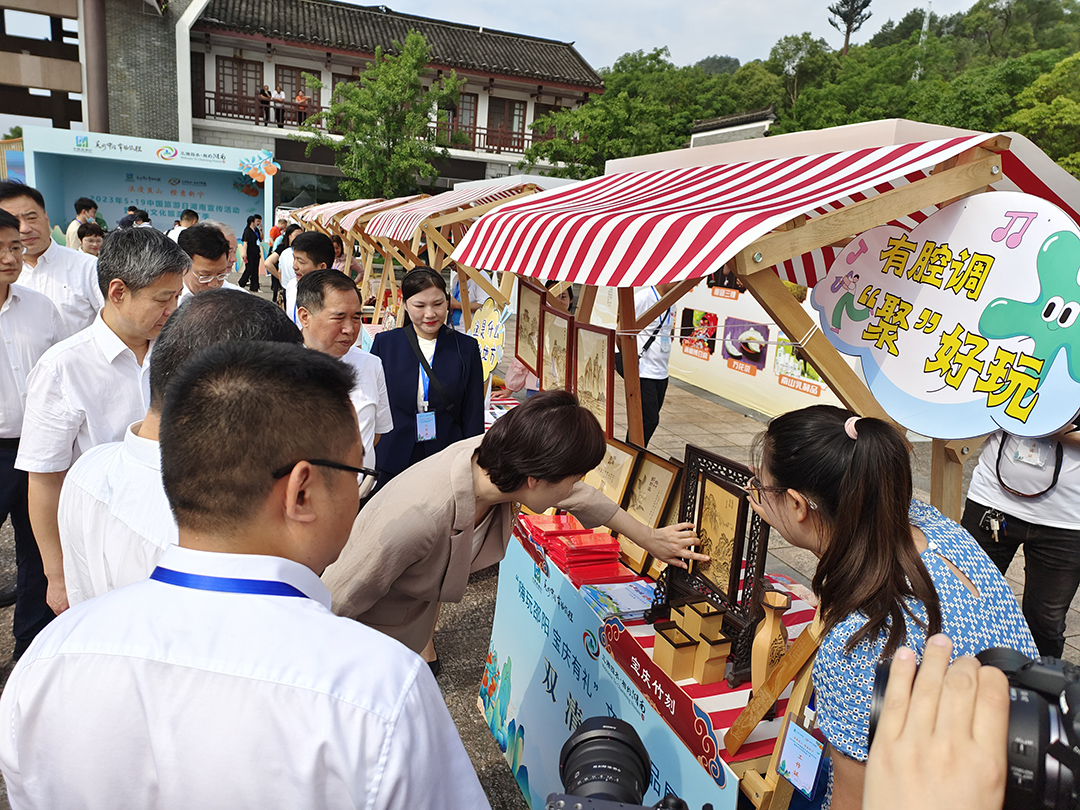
[572,321,616,437]
[515,278,545,377]
[625,451,681,530]
[583,438,639,508]
[540,301,574,392]
[645,464,684,581]
[689,472,749,605]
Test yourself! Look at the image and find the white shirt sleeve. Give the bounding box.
[15,360,81,473]
[372,358,393,435]
[58,472,96,607]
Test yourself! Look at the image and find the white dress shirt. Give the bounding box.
[0,544,490,810]
[341,346,393,469]
[285,276,300,325]
[634,285,674,380]
[59,422,176,606]
[166,225,185,242]
[0,285,66,439]
[18,240,103,335]
[278,247,296,288]
[177,278,242,305]
[15,314,152,473]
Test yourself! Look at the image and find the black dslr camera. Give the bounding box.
[871,648,1080,810]
[544,717,714,810]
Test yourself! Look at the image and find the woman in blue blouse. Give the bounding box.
[371,268,484,489]
[746,405,1035,810]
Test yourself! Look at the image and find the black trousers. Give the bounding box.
[626,376,668,449]
[238,251,260,291]
[962,498,1080,658]
[0,442,53,656]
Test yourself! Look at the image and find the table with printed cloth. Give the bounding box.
[481,524,815,809]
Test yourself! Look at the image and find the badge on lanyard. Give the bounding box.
[1014,437,1051,468]
[416,365,437,441]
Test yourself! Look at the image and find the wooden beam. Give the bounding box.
[735,154,1002,273]
[577,284,598,324]
[929,436,987,522]
[455,263,508,307]
[618,287,645,446]
[738,264,889,420]
[631,278,701,331]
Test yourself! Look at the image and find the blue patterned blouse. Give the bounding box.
[813,500,1037,763]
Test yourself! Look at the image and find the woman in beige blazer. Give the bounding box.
[323,390,706,672]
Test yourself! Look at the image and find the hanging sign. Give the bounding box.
[469,297,509,381]
[811,191,1080,439]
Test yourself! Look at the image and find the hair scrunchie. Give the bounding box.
[844,416,860,440]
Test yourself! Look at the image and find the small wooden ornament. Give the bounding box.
[687,599,725,640]
[653,620,697,681]
[751,589,791,694]
[693,632,732,685]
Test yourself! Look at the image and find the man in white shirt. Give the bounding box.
[64,196,97,249]
[297,270,392,470]
[0,181,102,335]
[16,228,187,630]
[285,230,334,325]
[60,289,303,606]
[166,208,198,242]
[0,210,68,662]
[0,340,490,810]
[449,268,493,333]
[629,284,678,448]
[175,223,242,304]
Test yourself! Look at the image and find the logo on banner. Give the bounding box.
[582,630,600,660]
[74,135,89,151]
[811,191,1080,439]
[156,146,178,160]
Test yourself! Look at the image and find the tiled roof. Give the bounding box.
[198,0,604,90]
[691,106,776,134]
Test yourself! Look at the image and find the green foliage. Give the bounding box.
[696,54,741,75]
[296,31,463,198]
[766,33,840,108]
[1007,51,1080,175]
[2,126,22,141]
[828,0,874,54]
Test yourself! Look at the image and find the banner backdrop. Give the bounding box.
[811,192,1080,439]
[483,534,737,809]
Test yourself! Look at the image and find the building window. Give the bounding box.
[486,97,525,151]
[215,55,262,118]
[533,103,564,141]
[331,73,358,102]
[276,65,321,107]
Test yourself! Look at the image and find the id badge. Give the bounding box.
[1013,437,1051,468]
[416,410,437,442]
[659,335,671,353]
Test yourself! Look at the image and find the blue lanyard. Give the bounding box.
[150,567,309,598]
[652,287,672,327]
[420,364,430,407]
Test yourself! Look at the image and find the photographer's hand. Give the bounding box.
[863,634,1009,810]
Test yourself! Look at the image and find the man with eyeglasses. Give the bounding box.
[57,289,304,606]
[176,223,243,303]
[0,209,67,663]
[0,181,103,335]
[0,340,489,809]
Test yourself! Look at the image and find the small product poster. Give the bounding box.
[773,337,824,398]
[680,309,719,361]
[721,318,770,376]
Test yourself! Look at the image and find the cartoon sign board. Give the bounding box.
[811,191,1080,439]
[469,297,510,380]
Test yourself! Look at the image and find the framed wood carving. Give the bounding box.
[583,438,639,507]
[644,463,684,581]
[625,452,681,530]
[515,278,545,377]
[646,444,772,687]
[572,322,616,437]
[540,301,573,391]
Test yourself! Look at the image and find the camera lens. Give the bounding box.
[559,716,651,804]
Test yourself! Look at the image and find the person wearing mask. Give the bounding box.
[65,197,97,249]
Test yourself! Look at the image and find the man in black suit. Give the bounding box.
[239,215,262,291]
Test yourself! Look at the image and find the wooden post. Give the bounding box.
[577,285,598,325]
[618,287,645,447]
[930,436,986,522]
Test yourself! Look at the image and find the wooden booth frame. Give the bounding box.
[572,321,616,438]
[540,300,574,392]
[647,444,771,687]
[515,277,546,378]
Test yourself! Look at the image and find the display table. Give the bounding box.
[481,527,815,809]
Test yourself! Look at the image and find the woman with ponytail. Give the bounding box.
[748,405,1035,810]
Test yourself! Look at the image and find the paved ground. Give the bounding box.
[0,290,1075,808]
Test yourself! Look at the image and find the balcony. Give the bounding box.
[200,91,560,156]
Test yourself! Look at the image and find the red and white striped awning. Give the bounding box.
[301,198,382,226]
[365,180,536,243]
[338,195,427,233]
[452,135,995,289]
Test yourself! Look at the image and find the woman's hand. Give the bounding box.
[641,522,708,569]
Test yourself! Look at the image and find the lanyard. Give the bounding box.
[419,364,430,411]
[652,287,672,327]
[150,567,309,598]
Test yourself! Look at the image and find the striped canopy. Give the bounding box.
[300,198,381,226]
[337,195,426,232]
[452,135,995,289]
[365,179,535,243]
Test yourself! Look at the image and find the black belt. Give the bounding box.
[0,437,19,450]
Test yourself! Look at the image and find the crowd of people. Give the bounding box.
[0,178,1065,810]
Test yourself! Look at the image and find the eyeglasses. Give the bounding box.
[742,476,818,511]
[0,245,25,259]
[272,458,379,499]
[195,272,229,284]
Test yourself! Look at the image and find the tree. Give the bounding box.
[2,126,22,141]
[829,0,873,55]
[297,31,463,199]
[1006,51,1080,177]
[696,54,741,75]
[766,33,839,108]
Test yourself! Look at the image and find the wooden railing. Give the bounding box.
[202,91,326,128]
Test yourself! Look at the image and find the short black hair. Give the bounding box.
[77,221,104,240]
[477,390,606,492]
[127,205,138,213]
[73,197,97,215]
[291,231,334,269]
[0,209,20,234]
[0,182,45,210]
[98,227,190,296]
[149,288,302,409]
[402,266,447,301]
[179,209,199,225]
[177,223,228,263]
[159,341,357,533]
[135,210,150,223]
[296,269,360,314]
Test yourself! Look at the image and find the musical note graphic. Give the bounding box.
[846,238,869,265]
[992,211,1037,249]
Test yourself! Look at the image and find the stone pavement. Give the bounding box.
[0,283,1077,809]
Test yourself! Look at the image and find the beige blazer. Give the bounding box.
[322,435,619,653]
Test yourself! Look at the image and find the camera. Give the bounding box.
[870,648,1080,810]
[544,717,713,810]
